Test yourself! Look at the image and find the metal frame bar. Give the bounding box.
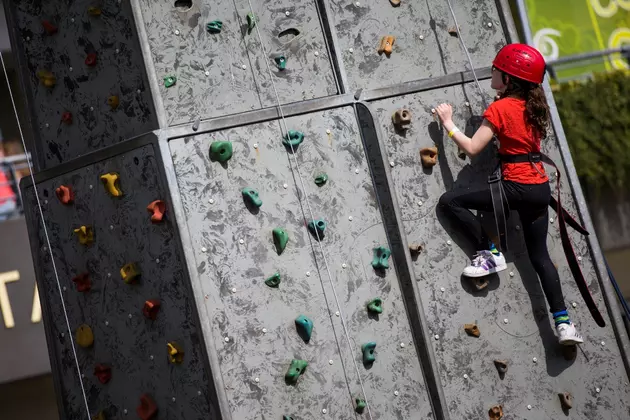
[548,46,630,66]
[315,0,349,93]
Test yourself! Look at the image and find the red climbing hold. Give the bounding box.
[137,394,158,420]
[72,273,91,292]
[94,364,112,384]
[55,185,74,205]
[61,112,73,125]
[146,200,166,223]
[42,20,58,35]
[85,53,97,67]
[143,299,161,320]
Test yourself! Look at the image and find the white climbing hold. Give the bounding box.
[63,286,67,291]
[209,198,214,204]
[254,377,260,383]
[110,225,114,230]
[105,321,109,326]
[394,390,399,396]
[283,183,288,189]
[44,199,48,204]
[335,311,340,317]
[440,287,445,292]
[61,333,65,337]
[285,10,290,16]
[355,168,360,174]
[239,239,244,244]
[577,256,582,261]
[175,29,180,35]
[253,143,258,149]
[463,374,469,379]
[418,201,423,206]
[527,405,532,410]
[349,216,353,221]
[205,71,210,76]
[90,107,94,111]
[232,287,237,293]
[172,397,176,402]
[107,273,111,277]
[326,129,331,134]
[116,49,120,54]
[504,318,509,324]
[322,409,327,414]
[390,161,395,167]
[509,271,514,277]
[465,101,470,107]
[487,22,493,28]
[137,89,141,94]
[549,217,554,223]
[329,359,334,365]
[533,357,538,363]
[314,51,319,57]
[596,387,601,393]
[306,271,311,277]
[69,66,73,71]
[516,225,521,230]
[224,337,230,342]
[242,64,247,70]
[201,247,208,252]
[89,184,93,189]
[342,263,347,268]
[26,36,30,41]
[123,409,128,415]
[431,108,436,114]
[156,258,160,263]
[601,341,605,346]
[150,355,154,360]
[128,313,132,318]
[262,328,267,333]
[434,334,439,340]
[572,302,577,308]
[400,342,405,348]
[349,48,354,52]
[447,240,452,245]
[355,1,360,6]
[197,391,202,396]
[419,35,424,40]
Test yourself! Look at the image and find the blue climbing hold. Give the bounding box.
[295,315,313,342]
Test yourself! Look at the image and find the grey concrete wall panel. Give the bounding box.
[329,0,506,92]
[21,139,220,419]
[169,106,434,419]
[135,0,337,127]
[369,82,630,419]
[4,0,158,170]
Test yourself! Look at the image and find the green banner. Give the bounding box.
[526,0,630,78]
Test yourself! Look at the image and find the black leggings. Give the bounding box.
[438,180,566,314]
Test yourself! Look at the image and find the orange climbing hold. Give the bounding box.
[72,272,91,292]
[42,20,58,35]
[167,342,184,364]
[37,70,56,88]
[136,394,158,420]
[92,411,106,420]
[146,200,166,223]
[464,323,480,337]
[56,185,74,204]
[87,6,102,16]
[488,405,503,419]
[377,35,395,56]
[74,226,94,246]
[85,53,97,67]
[100,172,123,197]
[61,111,73,125]
[107,95,119,110]
[143,299,161,320]
[120,263,140,284]
[420,147,438,168]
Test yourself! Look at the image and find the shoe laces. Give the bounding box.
[471,251,491,267]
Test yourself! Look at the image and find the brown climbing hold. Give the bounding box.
[473,277,489,290]
[87,6,102,17]
[100,172,123,197]
[85,53,97,67]
[392,108,412,129]
[37,70,56,88]
[72,273,91,292]
[494,360,508,374]
[92,411,106,420]
[558,392,573,409]
[143,299,161,320]
[42,20,58,35]
[390,0,401,6]
[56,185,74,204]
[167,342,184,364]
[448,26,458,37]
[409,243,424,254]
[464,323,480,337]
[94,364,112,384]
[76,324,94,348]
[74,226,94,246]
[136,394,158,420]
[377,35,395,56]
[120,263,140,284]
[107,95,119,110]
[488,405,503,419]
[147,200,166,223]
[61,111,73,125]
[420,147,438,168]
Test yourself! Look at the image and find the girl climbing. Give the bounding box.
[435,44,583,345]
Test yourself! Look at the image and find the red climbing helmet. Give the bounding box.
[492,43,546,84]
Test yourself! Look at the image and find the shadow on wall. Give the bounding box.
[0,374,59,420]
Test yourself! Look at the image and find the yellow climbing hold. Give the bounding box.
[76,324,94,348]
[120,263,140,284]
[167,342,184,364]
[107,95,119,110]
[37,70,56,88]
[100,172,123,197]
[74,225,94,246]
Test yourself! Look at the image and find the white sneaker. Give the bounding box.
[462,250,507,278]
[557,322,584,346]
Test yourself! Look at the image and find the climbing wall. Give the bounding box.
[21,138,221,419]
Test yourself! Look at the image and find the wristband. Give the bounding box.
[448,127,460,138]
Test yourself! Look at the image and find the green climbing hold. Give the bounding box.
[283,130,304,148]
[275,55,287,70]
[361,342,376,364]
[207,20,223,33]
[265,272,281,288]
[246,13,257,30]
[285,359,308,384]
[273,228,289,255]
[314,173,328,186]
[209,141,233,163]
[355,398,367,414]
[367,298,383,314]
[242,187,263,208]
[295,315,313,342]
[307,219,326,240]
[163,76,177,88]
[371,246,391,269]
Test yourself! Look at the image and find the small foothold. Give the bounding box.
[76,324,94,348]
[61,111,73,125]
[100,172,123,197]
[74,226,94,246]
[487,22,493,28]
[533,357,538,363]
[503,318,509,324]
[147,200,166,223]
[265,272,281,288]
[37,70,56,88]
[242,187,263,208]
[509,271,514,277]
[326,129,331,134]
[494,360,508,375]
[136,394,158,420]
[273,228,289,255]
[572,302,577,308]
[285,359,308,384]
[224,337,229,342]
[42,20,58,35]
[371,246,391,269]
[473,277,489,290]
[241,64,247,70]
[307,219,327,240]
[390,0,401,6]
[377,35,396,56]
[420,147,438,168]
[94,364,112,384]
[314,51,319,57]
[120,263,140,284]
[390,161,395,167]
[367,297,383,314]
[87,6,102,16]
[56,185,74,204]
[209,141,233,162]
[283,130,305,148]
[246,13,257,30]
[274,55,287,70]
[314,173,328,186]
[201,247,208,252]
[295,315,314,342]
[72,273,91,292]
[206,20,223,33]
[167,342,184,364]
[355,168,360,174]
[488,405,503,419]
[559,393,573,410]
[362,342,376,364]
[409,243,424,254]
[143,299,161,320]
[464,323,480,337]
[164,76,177,88]
[527,405,532,410]
[107,95,119,110]
[400,343,405,348]
[596,387,601,393]
[85,53,97,67]
[448,26,458,37]
[355,398,367,414]
[322,409,327,414]
[392,108,412,129]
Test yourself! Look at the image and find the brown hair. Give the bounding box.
[500,73,551,139]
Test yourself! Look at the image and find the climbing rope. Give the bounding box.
[0,53,92,419]
[245,1,374,417]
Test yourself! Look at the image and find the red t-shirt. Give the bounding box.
[0,170,16,204]
[483,97,548,184]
